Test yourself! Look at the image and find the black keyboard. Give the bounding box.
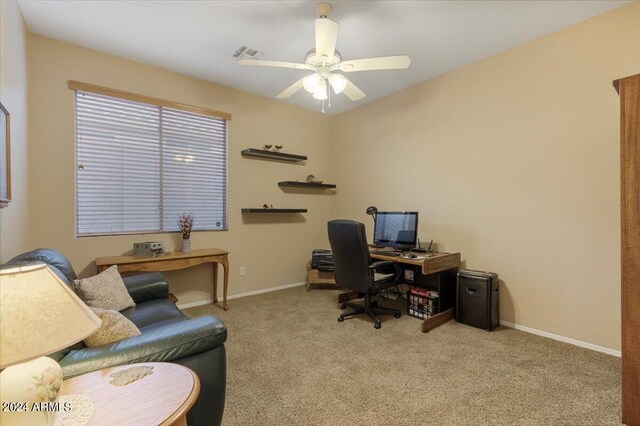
[370,250,401,257]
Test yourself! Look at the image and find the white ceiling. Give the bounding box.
[18,0,631,115]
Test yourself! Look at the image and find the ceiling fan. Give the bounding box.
[238,2,411,108]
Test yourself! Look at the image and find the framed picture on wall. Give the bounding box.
[0,102,10,208]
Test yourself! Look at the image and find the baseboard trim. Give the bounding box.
[176,281,306,310]
[499,320,621,357]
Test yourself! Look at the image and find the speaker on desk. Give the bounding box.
[456,270,499,331]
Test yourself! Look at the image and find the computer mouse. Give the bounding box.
[408,254,418,259]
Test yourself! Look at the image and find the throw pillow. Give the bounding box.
[73,266,135,311]
[83,307,141,348]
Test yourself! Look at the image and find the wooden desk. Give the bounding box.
[370,249,461,332]
[58,362,200,426]
[370,251,461,275]
[96,248,230,310]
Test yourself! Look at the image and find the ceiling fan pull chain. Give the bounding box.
[321,99,325,114]
[328,82,331,108]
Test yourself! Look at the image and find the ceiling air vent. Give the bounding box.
[233,46,260,59]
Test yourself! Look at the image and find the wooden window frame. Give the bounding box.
[68,81,232,121]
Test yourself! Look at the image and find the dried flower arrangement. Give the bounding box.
[177,213,194,240]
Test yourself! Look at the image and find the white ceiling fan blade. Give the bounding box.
[238,59,312,70]
[338,55,411,72]
[315,18,339,59]
[276,77,306,99]
[342,79,365,101]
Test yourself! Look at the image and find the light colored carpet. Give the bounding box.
[185,286,620,425]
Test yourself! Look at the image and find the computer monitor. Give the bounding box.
[373,211,419,250]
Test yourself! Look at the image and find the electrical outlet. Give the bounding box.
[240,266,246,276]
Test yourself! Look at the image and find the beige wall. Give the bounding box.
[27,35,335,305]
[22,3,639,349]
[0,0,30,262]
[333,3,640,351]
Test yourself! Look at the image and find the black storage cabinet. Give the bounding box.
[456,269,499,331]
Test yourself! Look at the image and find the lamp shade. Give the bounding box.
[328,74,348,94]
[312,79,328,100]
[0,264,101,369]
[303,73,321,93]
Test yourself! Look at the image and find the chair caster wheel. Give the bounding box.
[374,322,381,329]
[340,303,346,309]
[337,317,344,322]
[394,313,401,318]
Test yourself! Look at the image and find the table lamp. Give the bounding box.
[0,264,101,426]
[366,206,378,221]
[366,206,378,243]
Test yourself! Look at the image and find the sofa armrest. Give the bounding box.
[59,315,227,378]
[122,272,169,303]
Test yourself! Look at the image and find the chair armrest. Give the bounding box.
[59,316,227,378]
[369,260,395,270]
[369,260,402,284]
[122,272,169,303]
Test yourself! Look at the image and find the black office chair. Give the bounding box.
[327,220,402,329]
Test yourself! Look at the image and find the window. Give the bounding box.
[73,86,229,236]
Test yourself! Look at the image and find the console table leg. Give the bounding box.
[222,257,229,311]
[212,263,219,304]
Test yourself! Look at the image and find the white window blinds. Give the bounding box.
[75,91,228,236]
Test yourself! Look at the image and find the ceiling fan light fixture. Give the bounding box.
[237,2,411,109]
[312,79,328,100]
[328,74,348,94]
[303,73,321,93]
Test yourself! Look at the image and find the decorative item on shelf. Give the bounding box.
[273,144,283,151]
[262,203,274,209]
[177,213,193,253]
[0,264,102,426]
[263,144,273,150]
[306,174,323,184]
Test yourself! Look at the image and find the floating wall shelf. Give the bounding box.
[278,181,336,189]
[241,208,308,213]
[241,148,307,162]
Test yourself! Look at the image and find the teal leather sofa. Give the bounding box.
[2,248,227,426]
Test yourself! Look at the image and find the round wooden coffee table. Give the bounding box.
[58,362,200,426]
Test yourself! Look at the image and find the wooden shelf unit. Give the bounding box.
[615,73,640,425]
[278,181,336,189]
[241,208,307,213]
[241,148,307,162]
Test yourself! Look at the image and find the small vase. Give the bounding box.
[182,239,191,253]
